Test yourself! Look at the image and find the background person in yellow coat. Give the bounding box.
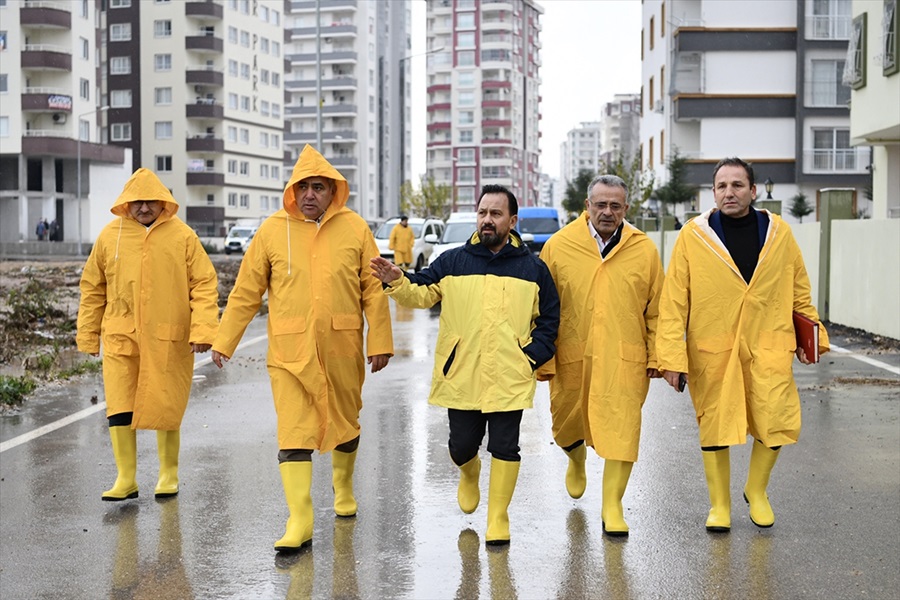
[539,175,663,537]
[656,157,829,533]
[389,215,415,271]
[77,168,220,502]
[211,145,393,553]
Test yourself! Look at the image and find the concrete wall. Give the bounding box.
[793,221,821,307]
[829,219,900,339]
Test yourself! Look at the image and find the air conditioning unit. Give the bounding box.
[52,113,67,124]
[194,85,204,93]
[653,100,664,113]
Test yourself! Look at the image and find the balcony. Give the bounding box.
[20,2,71,29]
[805,15,851,40]
[482,137,512,145]
[285,77,358,90]
[482,119,512,128]
[291,0,358,11]
[185,35,223,53]
[290,24,357,39]
[21,91,72,113]
[284,130,357,142]
[482,79,511,89]
[21,132,125,163]
[287,51,358,64]
[186,171,225,186]
[427,83,452,93]
[482,100,511,109]
[427,103,451,111]
[426,122,451,131]
[803,148,870,173]
[186,136,225,153]
[674,94,795,121]
[185,1,223,21]
[482,0,514,11]
[21,46,72,71]
[186,101,224,119]
[186,68,224,86]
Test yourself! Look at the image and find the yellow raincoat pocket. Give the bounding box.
[103,316,138,356]
[758,330,796,352]
[437,334,461,379]
[270,316,307,363]
[618,341,647,364]
[332,314,362,330]
[156,323,185,341]
[697,334,735,354]
[331,313,363,357]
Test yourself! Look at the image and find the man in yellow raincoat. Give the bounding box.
[538,175,663,537]
[77,168,219,502]
[371,184,559,546]
[211,144,393,553]
[657,157,829,532]
[389,215,415,271]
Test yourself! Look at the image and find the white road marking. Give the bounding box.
[829,343,900,376]
[0,335,268,454]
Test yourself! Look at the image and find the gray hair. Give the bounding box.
[587,174,627,198]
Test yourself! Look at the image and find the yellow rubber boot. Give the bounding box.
[702,448,731,532]
[457,455,481,514]
[154,430,180,498]
[743,442,780,528]
[275,461,314,552]
[601,459,634,537]
[102,426,139,501]
[485,458,520,546]
[563,444,587,499]
[332,449,358,517]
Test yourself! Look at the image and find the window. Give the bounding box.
[0,116,9,138]
[228,60,238,76]
[458,71,474,87]
[272,103,280,118]
[458,148,475,163]
[227,126,237,142]
[460,130,473,143]
[259,131,269,147]
[810,59,850,106]
[228,26,238,43]
[458,91,475,106]
[79,119,90,141]
[154,87,172,105]
[227,159,237,174]
[155,156,172,172]
[650,16,655,50]
[884,0,898,76]
[260,69,270,84]
[272,41,281,57]
[260,100,270,116]
[240,96,250,112]
[810,0,852,40]
[259,5,269,21]
[271,9,280,25]
[80,78,90,100]
[228,192,237,207]
[261,195,269,211]
[458,32,475,48]
[240,30,250,47]
[80,37,89,59]
[155,121,173,139]
[272,73,281,87]
[812,128,855,170]
[271,166,280,180]
[206,194,215,206]
[110,23,131,42]
[844,13,867,88]
[239,0,248,14]
[228,93,238,109]
[260,37,269,54]
[110,56,131,74]
[458,51,475,66]
[458,168,475,183]
[111,123,131,141]
[458,13,474,28]
[240,194,249,208]
[260,164,269,178]
[458,111,474,125]
[110,0,131,7]
[155,54,172,71]
[0,74,7,93]
[240,63,250,79]
[457,187,475,206]
[240,129,249,144]
[154,20,171,37]
[110,90,132,107]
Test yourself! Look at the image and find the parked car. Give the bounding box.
[374,216,445,272]
[516,206,562,254]
[223,225,258,255]
[426,212,478,266]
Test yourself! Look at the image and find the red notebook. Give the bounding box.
[792,312,819,363]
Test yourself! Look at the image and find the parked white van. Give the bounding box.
[426,212,477,267]
[223,225,258,255]
[374,217,445,272]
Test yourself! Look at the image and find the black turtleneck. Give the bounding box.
[719,210,758,283]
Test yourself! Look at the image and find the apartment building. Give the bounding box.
[285,0,410,221]
[0,0,129,244]
[600,93,641,168]
[641,0,870,218]
[425,0,543,212]
[848,0,899,219]
[558,121,601,192]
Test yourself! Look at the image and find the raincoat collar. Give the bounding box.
[110,168,178,223]
[283,144,349,225]
[465,228,530,258]
[708,207,770,248]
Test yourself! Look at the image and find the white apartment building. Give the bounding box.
[425,0,543,212]
[0,0,130,244]
[848,0,899,219]
[559,121,601,192]
[285,0,410,221]
[641,0,870,218]
[600,94,641,168]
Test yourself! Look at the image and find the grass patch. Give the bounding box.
[58,359,103,379]
[0,375,37,407]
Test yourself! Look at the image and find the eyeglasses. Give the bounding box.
[589,202,625,212]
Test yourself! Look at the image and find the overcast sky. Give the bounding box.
[410,0,643,181]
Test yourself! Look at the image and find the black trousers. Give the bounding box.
[448,409,523,465]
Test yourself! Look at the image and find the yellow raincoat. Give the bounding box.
[389,223,415,266]
[213,145,393,452]
[656,208,829,448]
[535,213,602,448]
[76,168,219,430]
[581,222,663,462]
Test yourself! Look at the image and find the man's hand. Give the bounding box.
[795,347,812,365]
[191,343,212,353]
[647,368,662,379]
[370,257,403,284]
[662,370,687,392]
[211,350,230,368]
[368,354,390,373]
[90,352,100,358]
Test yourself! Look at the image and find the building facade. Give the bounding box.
[0,0,128,244]
[559,121,601,192]
[285,0,410,221]
[848,0,899,219]
[600,93,641,168]
[641,0,871,218]
[425,0,543,212]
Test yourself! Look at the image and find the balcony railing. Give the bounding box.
[805,16,851,40]
[804,148,870,173]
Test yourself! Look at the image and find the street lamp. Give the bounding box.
[76,106,109,256]
[764,177,774,200]
[399,46,445,193]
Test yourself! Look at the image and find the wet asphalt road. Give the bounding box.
[1,304,898,599]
